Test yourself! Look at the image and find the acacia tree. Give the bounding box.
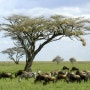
[1,15,90,71]
[69,57,77,64]
[52,56,64,64]
[1,47,24,64]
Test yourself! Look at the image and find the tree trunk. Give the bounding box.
[24,60,33,72]
[24,52,34,72]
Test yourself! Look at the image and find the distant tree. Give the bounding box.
[52,56,64,64]
[69,57,77,64]
[1,15,90,71]
[1,47,25,64]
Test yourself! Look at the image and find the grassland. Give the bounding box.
[0,61,90,90]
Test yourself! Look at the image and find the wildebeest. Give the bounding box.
[58,71,66,75]
[70,67,79,71]
[56,71,69,83]
[62,66,69,71]
[67,72,81,83]
[43,76,56,85]
[83,70,90,80]
[0,72,13,80]
[34,74,56,85]
[76,70,88,82]
[15,70,25,78]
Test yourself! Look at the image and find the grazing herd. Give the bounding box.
[34,66,90,85]
[0,66,90,85]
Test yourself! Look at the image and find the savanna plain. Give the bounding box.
[0,61,90,90]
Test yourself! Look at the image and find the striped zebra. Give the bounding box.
[18,71,36,82]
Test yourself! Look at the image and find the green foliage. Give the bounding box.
[1,15,90,45]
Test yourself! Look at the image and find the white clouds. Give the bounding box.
[26,6,90,18]
[0,6,90,19]
[0,7,85,17]
[0,0,90,18]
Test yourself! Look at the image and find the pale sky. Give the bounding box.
[0,0,90,61]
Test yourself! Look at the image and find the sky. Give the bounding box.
[0,0,90,61]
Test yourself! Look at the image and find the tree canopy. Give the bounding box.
[52,56,64,64]
[1,47,25,64]
[0,15,90,71]
[69,57,77,64]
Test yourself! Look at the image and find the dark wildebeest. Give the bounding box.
[76,70,88,82]
[15,70,25,78]
[0,72,13,80]
[83,70,90,80]
[56,71,69,83]
[70,67,79,71]
[67,72,81,83]
[58,71,65,75]
[62,66,69,71]
[34,74,56,85]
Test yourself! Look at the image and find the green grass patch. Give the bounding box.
[0,61,90,90]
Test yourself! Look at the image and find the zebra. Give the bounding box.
[18,71,37,82]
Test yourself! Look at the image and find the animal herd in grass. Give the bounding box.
[0,66,90,85]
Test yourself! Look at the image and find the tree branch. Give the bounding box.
[34,34,56,56]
